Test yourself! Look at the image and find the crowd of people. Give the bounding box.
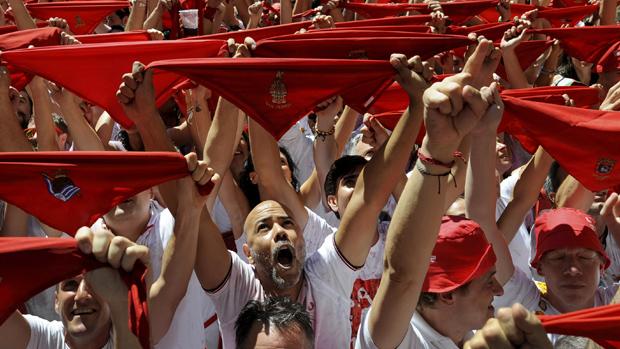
[0,0,618,348]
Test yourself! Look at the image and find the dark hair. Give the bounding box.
[239,146,299,209]
[235,297,314,348]
[417,282,471,309]
[324,155,368,218]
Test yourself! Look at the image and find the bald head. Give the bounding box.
[244,200,296,237]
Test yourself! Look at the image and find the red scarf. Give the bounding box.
[76,30,151,44]
[25,1,130,35]
[1,40,226,128]
[0,237,150,349]
[0,151,213,235]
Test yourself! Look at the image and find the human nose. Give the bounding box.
[491,277,504,297]
[563,255,583,276]
[74,280,93,303]
[273,223,289,242]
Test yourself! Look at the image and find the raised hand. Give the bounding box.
[464,303,553,349]
[461,37,502,89]
[361,113,389,149]
[500,24,531,51]
[180,152,219,210]
[390,54,434,99]
[471,82,504,136]
[496,0,511,22]
[599,80,620,111]
[116,61,157,123]
[313,14,335,29]
[601,192,620,237]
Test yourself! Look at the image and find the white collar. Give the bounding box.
[412,312,473,349]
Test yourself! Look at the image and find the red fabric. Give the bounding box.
[0,237,150,349]
[0,22,48,35]
[341,2,414,18]
[1,39,225,129]
[0,27,62,91]
[596,41,620,73]
[75,30,151,44]
[423,216,497,293]
[540,303,620,348]
[147,57,395,139]
[531,207,610,268]
[183,21,311,43]
[531,26,620,73]
[552,0,589,8]
[409,0,499,18]
[501,96,620,192]
[500,85,601,108]
[254,35,471,60]
[480,4,599,26]
[335,14,433,27]
[0,151,213,235]
[270,30,457,40]
[25,1,130,35]
[447,22,513,41]
[496,40,554,79]
[319,24,431,33]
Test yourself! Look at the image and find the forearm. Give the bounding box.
[0,205,29,237]
[298,170,322,209]
[149,207,200,343]
[142,0,164,30]
[203,98,239,177]
[0,95,32,152]
[187,102,213,156]
[61,103,105,151]
[126,0,147,31]
[502,50,531,89]
[443,134,471,211]
[466,131,514,284]
[313,113,338,200]
[217,171,250,239]
[195,205,232,290]
[334,106,359,153]
[247,14,260,29]
[555,175,594,212]
[109,293,142,349]
[236,0,251,26]
[599,0,617,25]
[7,0,36,29]
[280,0,292,24]
[293,0,310,14]
[498,147,552,241]
[535,54,560,87]
[30,83,60,151]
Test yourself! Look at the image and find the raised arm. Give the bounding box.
[465,83,514,285]
[0,68,32,152]
[368,71,490,349]
[497,146,553,242]
[500,24,531,89]
[7,0,36,29]
[336,54,432,267]
[53,87,105,151]
[125,0,148,31]
[29,77,60,151]
[148,154,217,343]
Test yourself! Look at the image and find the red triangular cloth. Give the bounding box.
[254,35,471,60]
[502,96,620,192]
[183,21,311,43]
[76,30,151,44]
[0,22,47,36]
[25,1,130,35]
[0,237,150,349]
[479,4,599,26]
[335,15,433,27]
[531,25,620,72]
[0,40,226,128]
[540,303,620,349]
[146,57,395,139]
[0,151,213,235]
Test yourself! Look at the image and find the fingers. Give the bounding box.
[107,236,133,269]
[76,227,94,254]
[185,152,217,186]
[120,245,150,272]
[464,318,513,349]
[600,192,618,217]
[91,228,115,263]
[185,152,198,172]
[512,303,553,348]
[462,85,489,117]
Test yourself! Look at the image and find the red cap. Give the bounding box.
[531,208,610,269]
[596,41,620,73]
[422,216,497,293]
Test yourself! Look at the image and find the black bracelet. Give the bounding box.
[415,161,457,194]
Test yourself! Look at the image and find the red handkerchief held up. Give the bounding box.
[409,0,499,18]
[254,35,472,60]
[0,22,48,35]
[76,30,151,44]
[26,1,130,35]
[147,58,395,139]
[184,21,311,43]
[0,151,211,235]
[1,40,226,128]
[502,96,620,192]
[0,237,150,349]
[335,15,433,27]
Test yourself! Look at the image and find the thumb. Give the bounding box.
[462,85,488,118]
[600,192,618,218]
[512,304,552,348]
[131,61,147,83]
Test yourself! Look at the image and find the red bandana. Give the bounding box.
[0,237,150,349]
[409,0,499,17]
[270,30,455,40]
[25,1,130,35]
[1,40,226,128]
[183,21,311,43]
[0,151,213,235]
[318,24,431,33]
[480,4,598,26]
[147,57,395,138]
[531,25,620,72]
[0,22,47,36]
[540,303,620,348]
[335,15,434,27]
[502,96,620,192]
[255,35,471,60]
[496,40,554,79]
[447,22,513,42]
[76,30,151,44]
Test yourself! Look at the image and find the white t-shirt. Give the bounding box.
[604,232,620,286]
[207,234,359,349]
[278,117,315,185]
[92,203,209,349]
[356,309,472,349]
[303,207,337,257]
[495,172,535,279]
[24,315,114,349]
[493,268,618,345]
[350,221,388,347]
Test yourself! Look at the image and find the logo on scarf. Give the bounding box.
[594,158,615,180]
[75,15,85,27]
[267,71,291,110]
[43,171,81,202]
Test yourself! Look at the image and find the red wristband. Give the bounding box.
[417,149,455,169]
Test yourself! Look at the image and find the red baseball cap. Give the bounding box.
[422,216,497,293]
[531,208,610,269]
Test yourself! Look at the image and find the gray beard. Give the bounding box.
[250,248,301,290]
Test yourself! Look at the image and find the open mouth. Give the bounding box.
[275,245,295,269]
[71,308,96,316]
